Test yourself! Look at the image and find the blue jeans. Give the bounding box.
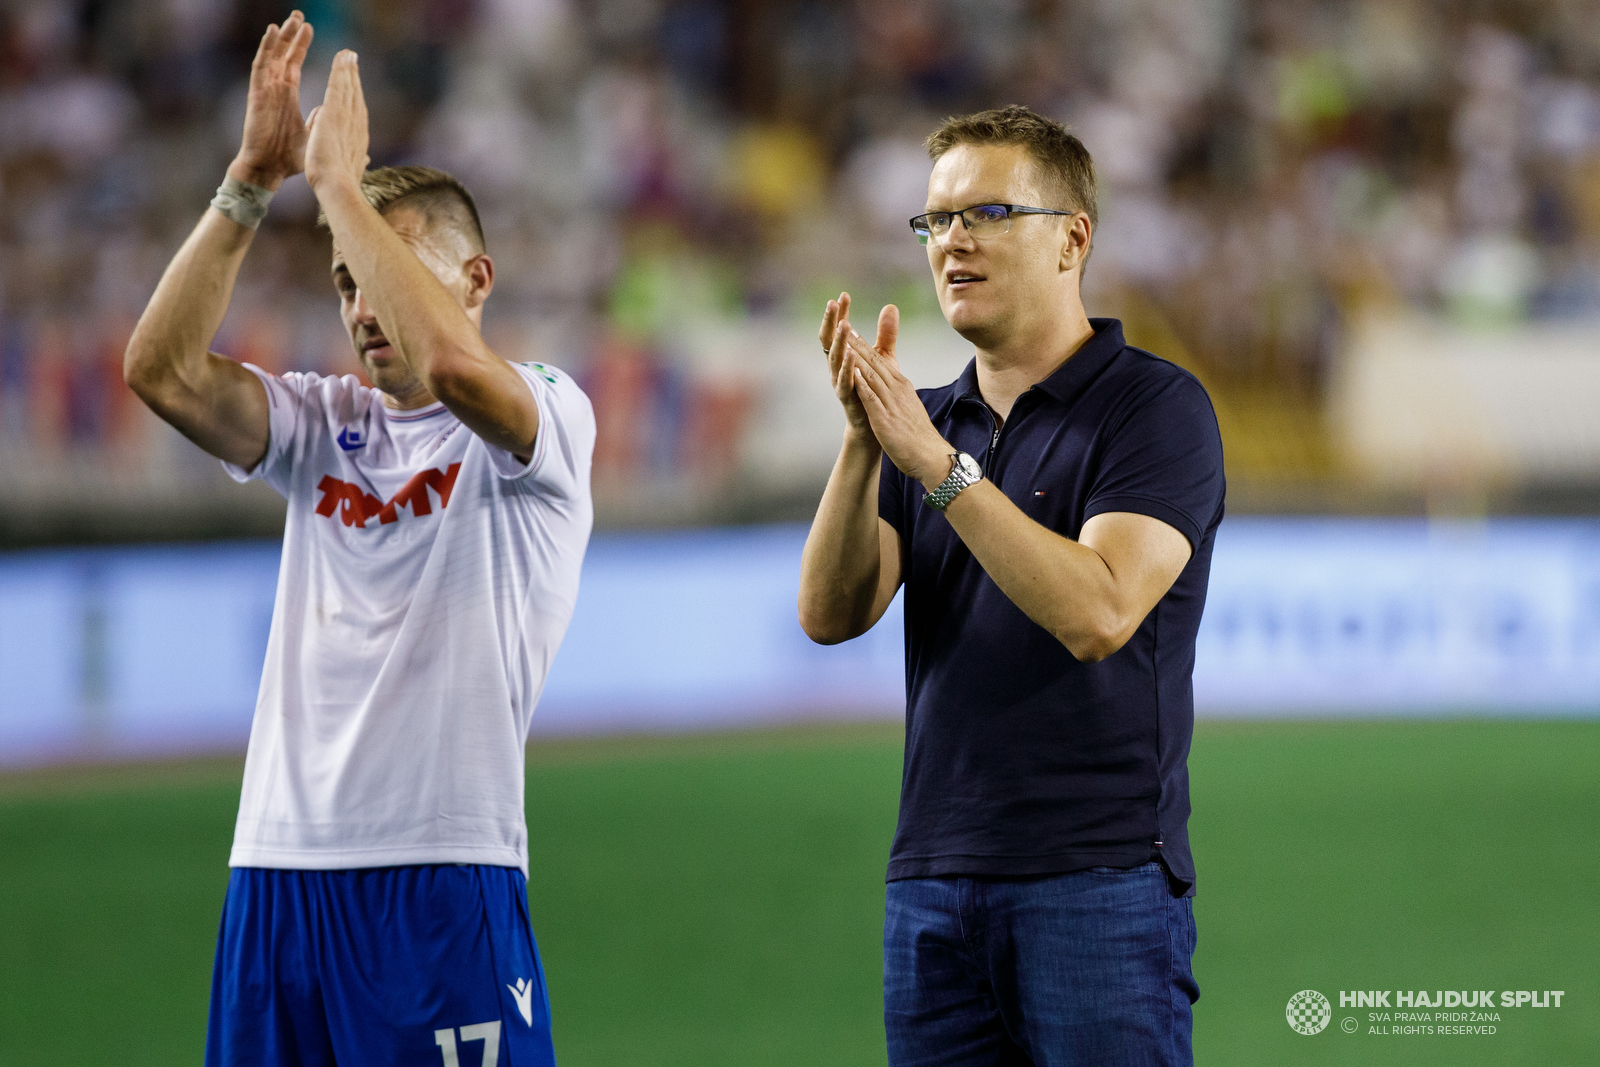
[883,862,1198,1067]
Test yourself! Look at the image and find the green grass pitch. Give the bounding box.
[0,719,1595,1065]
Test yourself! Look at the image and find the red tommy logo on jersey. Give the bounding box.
[315,464,462,528]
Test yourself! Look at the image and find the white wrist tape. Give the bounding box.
[211,174,274,229]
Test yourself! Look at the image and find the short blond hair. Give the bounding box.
[318,165,486,253]
[927,105,1097,230]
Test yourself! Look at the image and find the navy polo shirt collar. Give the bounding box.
[952,318,1127,410]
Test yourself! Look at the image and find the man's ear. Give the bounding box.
[1059,214,1092,273]
[464,253,495,309]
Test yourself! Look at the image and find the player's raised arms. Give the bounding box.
[123,11,314,471]
[306,51,540,462]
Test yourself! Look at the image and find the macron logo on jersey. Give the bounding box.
[507,978,534,1026]
[336,427,365,451]
[315,463,462,528]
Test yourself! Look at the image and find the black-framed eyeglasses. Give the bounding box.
[909,203,1076,244]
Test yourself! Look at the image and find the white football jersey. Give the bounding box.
[223,360,595,874]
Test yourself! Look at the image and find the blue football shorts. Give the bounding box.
[206,864,556,1067]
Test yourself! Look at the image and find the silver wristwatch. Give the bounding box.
[923,452,983,511]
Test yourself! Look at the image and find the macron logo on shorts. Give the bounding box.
[507,978,534,1026]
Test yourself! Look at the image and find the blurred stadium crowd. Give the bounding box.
[2,0,1600,533]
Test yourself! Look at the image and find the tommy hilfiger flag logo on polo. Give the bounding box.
[507,978,534,1026]
[315,464,462,528]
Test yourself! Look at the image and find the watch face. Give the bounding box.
[956,453,983,480]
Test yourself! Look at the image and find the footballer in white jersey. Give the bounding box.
[122,14,587,1065]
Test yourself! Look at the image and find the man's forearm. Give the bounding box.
[936,480,1129,661]
[315,179,491,388]
[122,202,273,469]
[799,432,888,643]
[125,208,255,393]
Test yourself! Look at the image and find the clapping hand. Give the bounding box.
[230,10,314,191]
[305,50,370,194]
[838,303,955,489]
[820,293,878,446]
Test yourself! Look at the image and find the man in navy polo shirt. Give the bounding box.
[798,105,1224,1066]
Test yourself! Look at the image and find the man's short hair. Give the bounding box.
[319,165,486,255]
[926,105,1098,234]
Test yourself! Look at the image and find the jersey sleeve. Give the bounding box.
[1082,372,1225,552]
[483,362,596,500]
[221,363,310,498]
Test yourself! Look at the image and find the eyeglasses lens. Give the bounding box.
[912,214,944,244]
[913,206,1012,244]
[965,205,1011,235]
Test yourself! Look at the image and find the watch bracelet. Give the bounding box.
[923,465,972,511]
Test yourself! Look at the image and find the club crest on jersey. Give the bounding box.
[315,463,461,528]
[336,426,365,451]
